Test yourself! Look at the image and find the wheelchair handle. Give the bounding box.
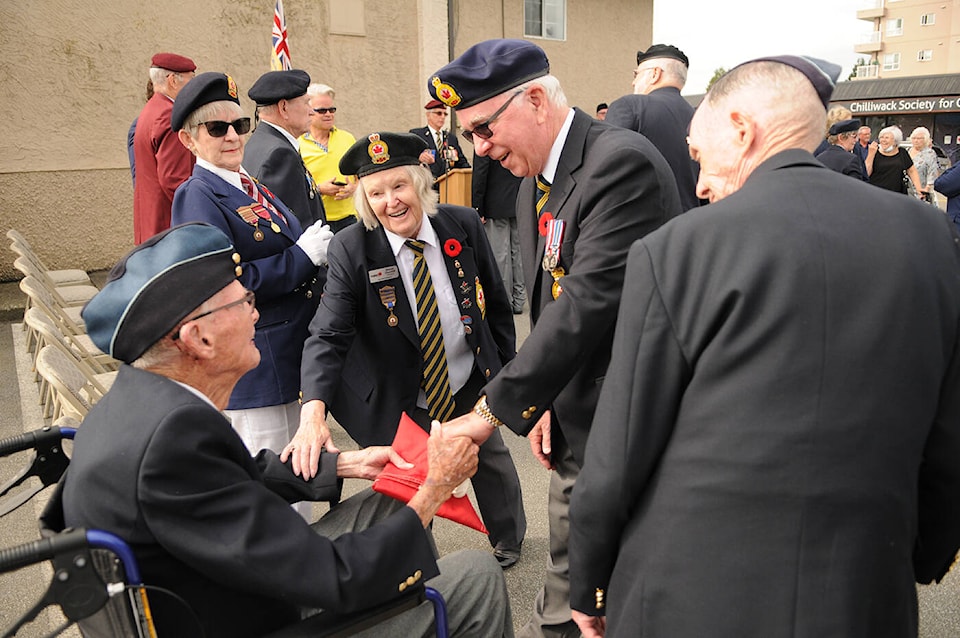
[0,425,76,457]
[0,527,88,573]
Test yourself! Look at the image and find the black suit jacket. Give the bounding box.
[482,109,682,464]
[61,366,438,638]
[472,153,522,220]
[816,143,864,179]
[570,150,960,636]
[409,126,470,183]
[243,122,326,228]
[301,205,515,445]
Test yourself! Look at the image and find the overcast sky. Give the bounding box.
[654,0,874,94]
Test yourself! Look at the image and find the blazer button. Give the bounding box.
[414,570,422,580]
[305,289,313,299]
[484,368,491,378]
[399,582,407,592]
[406,575,417,586]
[476,347,481,355]
[521,406,537,420]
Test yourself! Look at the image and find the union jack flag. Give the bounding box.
[270,0,291,71]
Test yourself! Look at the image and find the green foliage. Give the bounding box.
[705,67,727,93]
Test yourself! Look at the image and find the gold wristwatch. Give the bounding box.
[473,396,506,428]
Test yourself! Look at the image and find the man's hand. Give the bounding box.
[442,410,496,445]
[418,149,436,165]
[527,409,554,470]
[281,400,340,479]
[572,610,606,638]
[408,422,479,527]
[337,446,413,481]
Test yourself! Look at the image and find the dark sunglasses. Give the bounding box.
[198,118,251,138]
[460,89,524,144]
[171,290,256,340]
[312,107,337,114]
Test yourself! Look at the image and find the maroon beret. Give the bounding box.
[150,52,196,73]
[424,99,445,110]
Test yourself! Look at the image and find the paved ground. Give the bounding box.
[0,279,958,636]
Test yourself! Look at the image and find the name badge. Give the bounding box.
[368,266,400,283]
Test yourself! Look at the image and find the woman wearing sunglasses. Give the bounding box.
[170,73,333,519]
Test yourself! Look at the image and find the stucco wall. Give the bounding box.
[0,0,652,281]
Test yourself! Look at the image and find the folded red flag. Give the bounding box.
[372,412,488,534]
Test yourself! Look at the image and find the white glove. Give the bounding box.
[295,223,334,266]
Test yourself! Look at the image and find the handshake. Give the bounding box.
[295,223,334,266]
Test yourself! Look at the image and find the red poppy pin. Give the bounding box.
[444,238,462,257]
[538,212,553,237]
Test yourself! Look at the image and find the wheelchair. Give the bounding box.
[1,425,449,638]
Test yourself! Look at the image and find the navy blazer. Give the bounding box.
[409,126,471,183]
[472,152,522,220]
[243,122,326,228]
[172,165,322,409]
[816,144,864,179]
[301,205,515,446]
[62,365,439,638]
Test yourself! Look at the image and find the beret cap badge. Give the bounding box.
[367,134,390,165]
[227,76,238,99]
[432,76,462,108]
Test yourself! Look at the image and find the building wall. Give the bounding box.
[0,0,652,282]
[857,0,959,78]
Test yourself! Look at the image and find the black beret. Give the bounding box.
[740,55,841,109]
[829,118,861,136]
[82,223,242,363]
[339,132,428,178]
[637,44,689,68]
[151,52,196,73]
[428,39,549,110]
[248,69,311,106]
[171,72,241,132]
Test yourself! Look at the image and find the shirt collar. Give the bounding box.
[196,157,246,193]
[540,108,575,184]
[383,214,438,258]
[259,120,301,151]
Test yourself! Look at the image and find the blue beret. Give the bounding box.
[738,55,841,109]
[248,69,311,106]
[171,72,241,132]
[82,223,242,363]
[428,39,549,110]
[829,118,861,136]
[339,132,427,178]
[637,44,689,68]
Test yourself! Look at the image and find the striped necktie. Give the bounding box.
[535,175,551,215]
[406,240,456,422]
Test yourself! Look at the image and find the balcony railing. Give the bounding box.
[857,0,885,20]
[854,31,883,53]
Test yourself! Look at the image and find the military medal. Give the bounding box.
[253,228,265,241]
[236,205,266,241]
[379,286,399,327]
[454,259,464,279]
[475,277,486,319]
[460,281,472,295]
[461,315,473,334]
[542,217,564,272]
[551,267,565,300]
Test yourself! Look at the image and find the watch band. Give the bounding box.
[473,396,505,428]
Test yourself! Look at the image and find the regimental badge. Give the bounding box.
[460,280,472,295]
[227,75,238,99]
[378,285,399,327]
[550,267,565,300]
[367,133,389,164]
[432,76,462,107]
[475,277,486,319]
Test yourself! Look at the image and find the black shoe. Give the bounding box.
[493,545,521,569]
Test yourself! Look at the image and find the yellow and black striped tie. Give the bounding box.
[406,240,456,422]
[535,175,551,215]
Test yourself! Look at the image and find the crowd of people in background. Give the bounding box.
[53,38,960,638]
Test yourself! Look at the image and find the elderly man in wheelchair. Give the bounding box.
[26,222,512,638]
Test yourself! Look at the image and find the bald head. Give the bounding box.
[688,61,825,202]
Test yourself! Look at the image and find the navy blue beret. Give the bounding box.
[171,72,241,131]
[829,118,861,136]
[339,132,428,178]
[248,69,311,106]
[428,39,549,110]
[637,44,689,68]
[82,223,241,363]
[738,55,841,109]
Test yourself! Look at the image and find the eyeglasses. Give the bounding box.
[170,290,255,340]
[312,107,337,114]
[198,118,252,138]
[460,90,524,144]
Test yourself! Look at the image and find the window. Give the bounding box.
[883,52,901,71]
[524,0,566,40]
[920,13,935,26]
[917,49,933,62]
[886,18,903,36]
